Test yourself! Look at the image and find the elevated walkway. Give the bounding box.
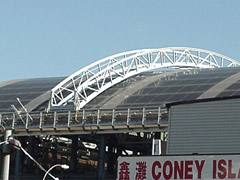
[0,107,168,136]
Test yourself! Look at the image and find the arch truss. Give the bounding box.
[51,47,240,109]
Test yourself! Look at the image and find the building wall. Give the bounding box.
[167,98,240,155]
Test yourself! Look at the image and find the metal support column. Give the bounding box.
[26,136,35,172]
[97,135,106,180]
[27,136,35,171]
[14,147,23,180]
[51,138,58,165]
[1,130,12,180]
[107,137,114,174]
[70,136,78,172]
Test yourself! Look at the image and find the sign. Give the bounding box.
[117,154,240,180]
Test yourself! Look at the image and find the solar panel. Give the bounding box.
[151,95,171,102]
[177,85,198,92]
[136,95,156,103]
[217,91,236,97]
[166,94,188,102]
[194,84,213,91]
[226,83,240,90]
[0,77,65,112]
[150,87,169,94]
[124,96,142,104]
[184,93,202,100]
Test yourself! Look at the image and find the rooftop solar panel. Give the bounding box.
[1,67,240,112]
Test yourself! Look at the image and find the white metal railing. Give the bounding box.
[0,107,168,134]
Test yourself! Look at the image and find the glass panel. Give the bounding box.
[124,96,141,103]
[207,78,225,83]
[137,88,154,94]
[166,94,188,102]
[232,91,240,96]
[164,87,181,93]
[177,85,198,92]
[176,79,198,85]
[194,79,211,84]
[136,95,156,103]
[226,83,240,90]
[217,91,235,97]
[194,84,212,91]
[150,87,169,94]
[184,93,202,100]
[151,95,171,102]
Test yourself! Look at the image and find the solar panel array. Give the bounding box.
[0,77,65,112]
[0,67,240,112]
[85,67,240,109]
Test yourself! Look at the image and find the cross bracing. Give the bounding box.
[51,47,240,110]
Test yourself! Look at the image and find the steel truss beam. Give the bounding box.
[51,47,240,109]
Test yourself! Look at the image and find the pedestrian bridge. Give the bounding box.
[0,106,168,136]
[1,47,240,137]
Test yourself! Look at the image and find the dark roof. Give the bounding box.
[1,67,240,112]
[84,67,240,109]
[0,77,65,112]
[166,95,240,108]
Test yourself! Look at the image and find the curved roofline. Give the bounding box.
[51,47,240,110]
[166,95,240,108]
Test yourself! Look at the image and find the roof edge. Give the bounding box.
[166,95,240,108]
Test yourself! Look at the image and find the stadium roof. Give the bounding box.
[0,77,65,112]
[0,67,240,113]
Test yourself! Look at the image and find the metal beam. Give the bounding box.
[1,130,12,180]
[50,47,240,110]
[0,107,168,137]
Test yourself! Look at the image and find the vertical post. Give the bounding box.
[82,110,85,121]
[25,114,29,130]
[157,106,161,127]
[107,136,114,174]
[51,138,58,165]
[97,109,100,127]
[97,135,106,180]
[1,130,12,180]
[14,137,25,180]
[70,136,78,172]
[14,138,23,180]
[39,112,43,129]
[12,114,15,130]
[53,111,57,129]
[127,108,130,127]
[26,137,35,172]
[67,111,71,129]
[0,114,2,125]
[111,109,115,129]
[142,107,145,125]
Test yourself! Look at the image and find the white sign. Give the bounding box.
[117,154,240,180]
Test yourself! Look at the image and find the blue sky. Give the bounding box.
[0,0,240,81]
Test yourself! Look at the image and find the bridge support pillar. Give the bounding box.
[1,130,12,180]
[14,143,23,180]
[26,136,35,171]
[70,136,78,171]
[107,136,115,174]
[97,135,106,180]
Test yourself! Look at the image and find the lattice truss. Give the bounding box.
[51,47,240,109]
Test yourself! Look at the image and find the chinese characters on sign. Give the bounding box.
[119,161,147,180]
[135,161,147,180]
[117,154,240,180]
[119,161,130,180]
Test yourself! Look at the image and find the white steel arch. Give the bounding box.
[51,47,240,109]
